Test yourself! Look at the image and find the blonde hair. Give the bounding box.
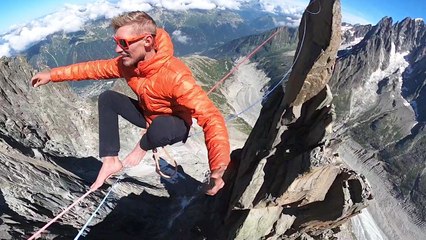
[111,11,157,35]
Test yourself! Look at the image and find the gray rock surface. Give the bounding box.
[0,56,108,239]
[0,56,98,157]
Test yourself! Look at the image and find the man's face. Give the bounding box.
[114,25,148,67]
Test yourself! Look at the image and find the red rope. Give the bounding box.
[27,190,93,240]
[206,29,280,95]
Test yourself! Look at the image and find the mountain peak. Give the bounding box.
[377,16,394,27]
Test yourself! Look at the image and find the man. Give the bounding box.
[31,11,230,196]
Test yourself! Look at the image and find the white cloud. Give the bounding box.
[172,30,190,44]
[156,0,216,10]
[0,0,253,57]
[211,0,244,10]
[256,0,310,27]
[0,43,11,57]
[259,0,308,15]
[149,0,243,11]
[0,0,374,57]
[260,0,373,25]
[114,0,153,13]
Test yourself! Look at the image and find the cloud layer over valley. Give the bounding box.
[0,0,311,57]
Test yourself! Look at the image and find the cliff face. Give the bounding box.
[0,56,98,157]
[199,0,372,239]
[0,56,105,239]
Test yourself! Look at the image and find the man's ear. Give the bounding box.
[144,35,155,47]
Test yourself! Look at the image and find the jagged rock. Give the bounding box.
[200,0,372,239]
[340,22,372,46]
[0,56,98,157]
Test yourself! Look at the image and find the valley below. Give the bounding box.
[337,136,426,240]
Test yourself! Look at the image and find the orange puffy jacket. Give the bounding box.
[50,28,230,171]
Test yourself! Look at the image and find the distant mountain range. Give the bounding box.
[23,7,295,91]
[330,17,426,235]
[25,7,294,65]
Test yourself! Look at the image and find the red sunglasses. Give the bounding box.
[113,34,151,50]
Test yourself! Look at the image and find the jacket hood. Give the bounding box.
[135,28,174,78]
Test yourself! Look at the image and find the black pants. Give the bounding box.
[98,90,189,158]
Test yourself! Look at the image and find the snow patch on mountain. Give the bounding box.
[339,36,363,50]
[350,43,410,118]
[352,209,388,240]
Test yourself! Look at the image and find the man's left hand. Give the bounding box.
[205,166,227,196]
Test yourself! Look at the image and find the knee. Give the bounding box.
[98,90,116,106]
[144,129,170,150]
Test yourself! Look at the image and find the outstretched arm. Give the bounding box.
[31,58,124,87]
[50,57,123,82]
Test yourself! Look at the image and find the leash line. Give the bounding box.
[74,175,123,240]
[225,3,311,123]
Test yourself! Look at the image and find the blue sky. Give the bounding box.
[0,0,425,57]
[342,0,426,24]
[1,0,425,34]
[0,0,92,33]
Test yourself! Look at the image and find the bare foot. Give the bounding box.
[122,143,146,167]
[90,156,123,191]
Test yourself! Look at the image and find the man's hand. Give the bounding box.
[31,71,51,87]
[205,166,227,196]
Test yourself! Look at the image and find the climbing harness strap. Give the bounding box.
[153,147,178,179]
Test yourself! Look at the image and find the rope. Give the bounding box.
[193,0,314,131]
[306,0,321,15]
[206,0,319,98]
[206,30,280,95]
[227,13,309,122]
[188,29,281,138]
[28,189,93,240]
[152,147,178,179]
[74,175,123,240]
